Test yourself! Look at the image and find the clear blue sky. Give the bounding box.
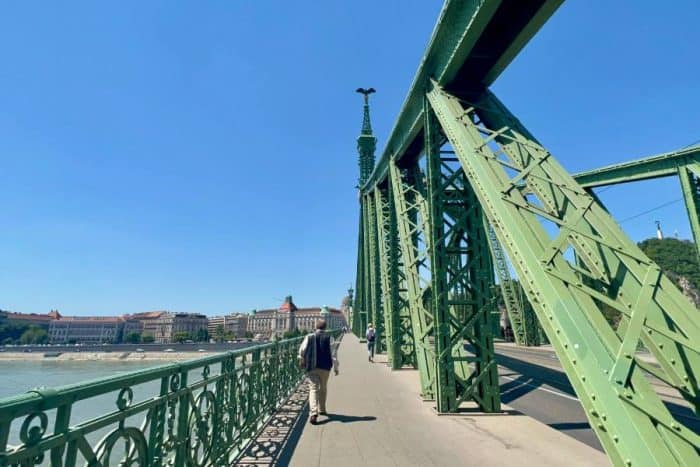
[1,1,698,316]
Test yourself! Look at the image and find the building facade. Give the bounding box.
[120,311,208,343]
[48,316,141,344]
[247,296,347,339]
[208,313,249,339]
[152,312,208,343]
[0,310,61,330]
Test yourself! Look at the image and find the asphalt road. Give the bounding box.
[493,344,699,452]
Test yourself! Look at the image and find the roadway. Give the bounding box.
[493,344,699,451]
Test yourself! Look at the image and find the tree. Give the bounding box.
[214,325,225,343]
[195,328,209,342]
[2,337,14,345]
[124,332,142,344]
[244,331,254,339]
[639,238,700,291]
[19,326,49,345]
[173,332,189,343]
[142,334,155,343]
[0,323,29,344]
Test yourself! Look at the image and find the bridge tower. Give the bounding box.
[353,88,379,344]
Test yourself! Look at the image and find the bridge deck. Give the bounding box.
[288,334,607,467]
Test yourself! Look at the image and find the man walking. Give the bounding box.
[298,320,339,424]
[366,323,376,362]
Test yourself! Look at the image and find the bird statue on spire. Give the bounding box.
[355,87,376,105]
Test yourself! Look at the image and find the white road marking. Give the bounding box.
[500,374,580,402]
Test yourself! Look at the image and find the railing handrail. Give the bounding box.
[0,330,343,466]
[0,338,299,413]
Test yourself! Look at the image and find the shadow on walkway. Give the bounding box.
[234,384,310,466]
[548,422,592,431]
[315,414,377,425]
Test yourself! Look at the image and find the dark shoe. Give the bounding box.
[320,411,328,416]
[309,415,318,425]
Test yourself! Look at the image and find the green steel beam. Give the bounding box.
[360,0,564,193]
[389,160,436,398]
[375,186,396,364]
[367,192,385,352]
[352,208,364,337]
[573,148,700,263]
[678,163,700,264]
[573,146,700,188]
[375,186,417,369]
[427,81,700,466]
[485,223,531,346]
[425,100,500,412]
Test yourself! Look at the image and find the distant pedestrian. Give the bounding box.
[366,323,376,362]
[298,319,339,425]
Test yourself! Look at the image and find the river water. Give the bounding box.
[0,360,172,463]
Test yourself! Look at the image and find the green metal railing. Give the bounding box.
[0,335,329,466]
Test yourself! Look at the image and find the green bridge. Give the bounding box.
[2,1,700,466]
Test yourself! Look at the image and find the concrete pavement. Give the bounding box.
[288,334,607,467]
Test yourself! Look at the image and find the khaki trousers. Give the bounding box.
[306,368,330,416]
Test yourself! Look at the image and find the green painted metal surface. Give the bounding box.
[424,100,500,412]
[486,223,534,346]
[361,0,564,191]
[426,82,700,466]
[573,146,700,188]
[679,163,700,263]
[375,186,417,369]
[573,148,700,264]
[351,0,699,464]
[0,335,341,466]
[367,192,386,352]
[389,160,436,399]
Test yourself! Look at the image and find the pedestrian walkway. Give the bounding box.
[288,334,607,467]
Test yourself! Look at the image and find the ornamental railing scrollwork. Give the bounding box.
[0,333,340,466]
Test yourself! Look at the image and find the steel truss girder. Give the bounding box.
[351,207,362,336]
[374,186,417,369]
[486,223,532,346]
[366,193,385,352]
[574,151,700,265]
[425,100,501,412]
[427,81,700,466]
[678,163,700,264]
[389,160,436,399]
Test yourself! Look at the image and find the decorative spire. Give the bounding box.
[355,88,377,186]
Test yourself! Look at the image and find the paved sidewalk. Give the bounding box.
[289,334,607,467]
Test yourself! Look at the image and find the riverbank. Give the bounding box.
[0,351,223,362]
